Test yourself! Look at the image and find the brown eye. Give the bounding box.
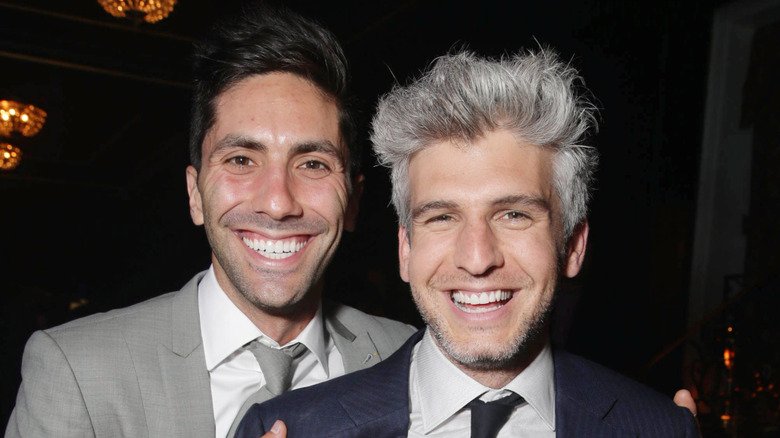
[299,160,329,171]
[227,156,252,167]
[505,211,526,220]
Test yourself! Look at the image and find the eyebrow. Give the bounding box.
[492,195,551,212]
[411,201,458,220]
[210,134,266,157]
[292,140,345,163]
[411,195,551,220]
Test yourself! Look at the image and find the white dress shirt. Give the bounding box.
[197,266,345,438]
[408,329,556,437]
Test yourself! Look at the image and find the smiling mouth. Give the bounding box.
[242,236,309,260]
[451,290,513,313]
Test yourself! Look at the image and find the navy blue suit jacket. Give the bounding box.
[235,330,697,437]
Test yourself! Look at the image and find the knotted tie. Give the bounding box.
[247,340,307,395]
[227,340,307,437]
[467,391,524,438]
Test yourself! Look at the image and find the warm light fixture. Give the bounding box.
[98,0,178,24]
[0,100,46,170]
[0,100,47,137]
[0,143,22,170]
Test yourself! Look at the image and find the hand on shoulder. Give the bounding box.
[673,389,696,416]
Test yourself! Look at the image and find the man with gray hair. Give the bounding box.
[235,49,698,437]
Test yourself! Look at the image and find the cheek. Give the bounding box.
[200,175,262,226]
[506,232,559,276]
[407,234,453,281]
[204,175,251,210]
[298,177,350,218]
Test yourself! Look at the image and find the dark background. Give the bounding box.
[0,0,742,430]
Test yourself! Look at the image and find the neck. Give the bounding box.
[217,273,322,346]
[246,296,320,345]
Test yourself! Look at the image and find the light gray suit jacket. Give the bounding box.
[5,272,416,437]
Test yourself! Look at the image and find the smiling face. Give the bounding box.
[186,72,357,332]
[399,130,587,376]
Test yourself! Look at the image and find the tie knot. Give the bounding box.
[282,341,308,359]
[467,392,524,438]
[245,340,307,395]
[467,391,524,408]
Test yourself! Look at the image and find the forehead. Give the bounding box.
[408,130,555,205]
[206,72,343,155]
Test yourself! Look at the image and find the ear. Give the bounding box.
[563,221,589,278]
[186,165,204,226]
[344,173,364,232]
[398,226,411,283]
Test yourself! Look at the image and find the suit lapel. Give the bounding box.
[335,330,424,437]
[325,308,384,373]
[160,273,215,438]
[553,350,634,438]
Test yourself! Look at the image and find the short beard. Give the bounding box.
[426,299,553,371]
[229,261,319,317]
[203,208,328,317]
[416,265,558,372]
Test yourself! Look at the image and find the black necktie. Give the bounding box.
[467,392,524,438]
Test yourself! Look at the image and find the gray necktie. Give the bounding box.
[227,340,307,437]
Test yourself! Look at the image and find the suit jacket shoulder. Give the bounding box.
[554,350,698,437]
[38,289,177,360]
[6,273,214,438]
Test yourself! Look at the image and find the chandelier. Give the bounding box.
[98,0,178,24]
[0,100,46,171]
[0,143,22,171]
[0,100,47,138]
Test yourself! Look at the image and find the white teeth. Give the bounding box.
[242,236,306,260]
[451,290,512,310]
[451,290,512,313]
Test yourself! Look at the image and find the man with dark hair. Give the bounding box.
[5,4,413,437]
[235,49,698,437]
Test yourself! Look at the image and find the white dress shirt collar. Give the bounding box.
[414,328,556,433]
[198,265,329,372]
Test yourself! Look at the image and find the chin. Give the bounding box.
[244,289,309,314]
[428,309,552,372]
[435,329,529,370]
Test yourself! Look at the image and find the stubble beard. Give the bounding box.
[203,208,332,317]
[229,260,320,317]
[414,275,557,372]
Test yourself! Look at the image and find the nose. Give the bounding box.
[250,166,303,220]
[453,219,504,276]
